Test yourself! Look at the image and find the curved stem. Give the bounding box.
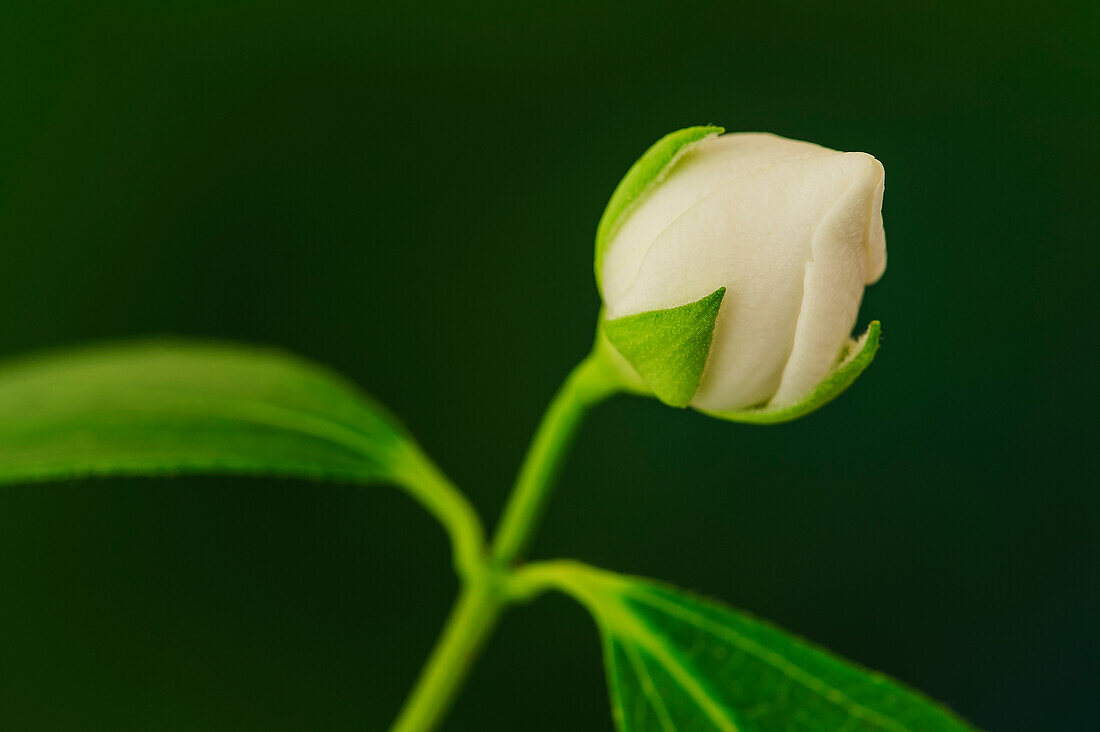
[390,339,623,732]
[490,348,621,566]
[395,453,488,581]
[389,579,504,732]
[506,558,582,597]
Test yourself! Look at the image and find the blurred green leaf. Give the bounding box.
[0,340,412,481]
[533,562,975,732]
[595,125,724,290]
[704,321,881,425]
[0,340,484,565]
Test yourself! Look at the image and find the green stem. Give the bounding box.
[389,579,504,732]
[395,453,488,581]
[490,349,621,566]
[389,343,622,732]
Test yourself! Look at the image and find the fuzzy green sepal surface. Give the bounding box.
[594,125,724,291]
[539,562,977,732]
[704,321,881,425]
[603,288,726,408]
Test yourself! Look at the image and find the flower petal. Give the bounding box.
[610,152,871,411]
[771,154,885,406]
[601,133,834,305]
[701,321,881,425]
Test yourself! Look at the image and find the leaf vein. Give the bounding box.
[624,588,914,732]
[620,639,678,732]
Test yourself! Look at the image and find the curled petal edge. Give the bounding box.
[700,321,881,425]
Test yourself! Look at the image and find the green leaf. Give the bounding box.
[0,340,405,481]
[0,340,485,569]
[703,321,882,425]
[603,288,726,408]
[595,125,724,290]
[527,562,976,732]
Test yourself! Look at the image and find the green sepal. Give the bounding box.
[703,320,882,425]
[594,125,724,291]
[603,288,726,408]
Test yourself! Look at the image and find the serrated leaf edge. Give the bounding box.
[515,561,977,732]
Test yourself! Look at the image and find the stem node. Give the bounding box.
[389,342,621,732]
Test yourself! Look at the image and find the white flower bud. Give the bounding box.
[598,130,886,412]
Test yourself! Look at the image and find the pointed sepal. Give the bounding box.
[602,288,726,408]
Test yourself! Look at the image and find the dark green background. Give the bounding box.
[1,2,1095,729]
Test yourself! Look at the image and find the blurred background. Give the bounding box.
[1,1,1096,729]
